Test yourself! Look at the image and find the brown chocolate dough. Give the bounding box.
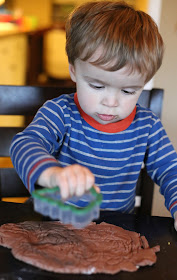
[0,221,160,274]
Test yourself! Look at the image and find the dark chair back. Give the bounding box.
[0,85,164,215]
[0,85,75,200]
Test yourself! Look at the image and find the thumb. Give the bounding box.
[174,212,177,231]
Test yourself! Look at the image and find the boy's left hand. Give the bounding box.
[174,211,177,231]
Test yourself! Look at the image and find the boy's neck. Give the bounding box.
[74,93,136,133]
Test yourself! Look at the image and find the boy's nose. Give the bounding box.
[102,95,119,107]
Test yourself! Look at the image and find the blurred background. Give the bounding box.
[0,0,177,217]
[0,0,148,87]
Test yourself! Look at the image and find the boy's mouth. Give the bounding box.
[97,114,116,121]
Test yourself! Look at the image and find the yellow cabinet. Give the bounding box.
[0,34,27,85]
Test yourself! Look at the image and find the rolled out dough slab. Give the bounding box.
[0,221,160,274]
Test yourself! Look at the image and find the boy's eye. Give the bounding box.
[89,83,104,90]
[122,89,136,95]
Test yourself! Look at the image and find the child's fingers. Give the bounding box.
[75,166,94,196]
[174,212,177,231]
[67,165,94,197]
[53,164,95,199]
[174,221,177,231]
[57,171,70,199]
[93,185,100,193]
[66,167,78,197]
[75,169,86,197]
[84,168,95,191]
[64,164,86,197]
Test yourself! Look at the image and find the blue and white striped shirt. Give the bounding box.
[10,93,177,216]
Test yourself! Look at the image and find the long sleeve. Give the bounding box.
[10,97,68,193]
[144,117,177,217]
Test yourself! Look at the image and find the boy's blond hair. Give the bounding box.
[65,1,164,82]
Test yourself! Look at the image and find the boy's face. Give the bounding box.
[69,58,146,125]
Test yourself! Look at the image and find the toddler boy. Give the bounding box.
[10,1,177,229]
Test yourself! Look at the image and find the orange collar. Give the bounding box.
[74,92,136,133]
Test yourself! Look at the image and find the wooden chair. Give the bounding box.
[0,85,164,215]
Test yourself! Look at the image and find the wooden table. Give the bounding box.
[0,200,177,280]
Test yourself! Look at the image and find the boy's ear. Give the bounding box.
[69,64,76,83]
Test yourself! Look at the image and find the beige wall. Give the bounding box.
[154,0,177,149]
[151,0,177,217]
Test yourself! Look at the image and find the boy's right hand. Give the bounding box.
[36,164,96,200]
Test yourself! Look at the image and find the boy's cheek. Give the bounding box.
[80,94,98,110]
